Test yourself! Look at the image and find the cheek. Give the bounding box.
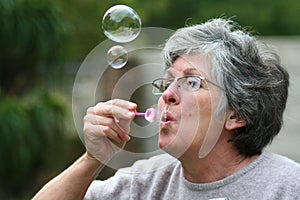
[179,94,213,140]
[198,96,213,128]
[199,98,212,116]
[182,94,212,117]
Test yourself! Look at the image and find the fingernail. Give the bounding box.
[126,135,131,141]
[129,102,137,108]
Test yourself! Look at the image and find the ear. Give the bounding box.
[225,111,246,131]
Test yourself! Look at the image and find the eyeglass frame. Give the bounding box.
[151,75,224,95]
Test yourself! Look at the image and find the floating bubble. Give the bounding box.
[102,5,141,43]
[106,45,128,69]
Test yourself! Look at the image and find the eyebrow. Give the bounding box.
[182,68,202,75]
[165,68,203,77]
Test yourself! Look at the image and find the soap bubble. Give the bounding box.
[102,5,141,43]
[106,45,128,69]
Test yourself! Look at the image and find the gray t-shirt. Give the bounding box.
[85,151,300,200]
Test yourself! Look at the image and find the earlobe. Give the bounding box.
[225,112,246,131]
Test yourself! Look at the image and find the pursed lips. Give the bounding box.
[160,112,176,128]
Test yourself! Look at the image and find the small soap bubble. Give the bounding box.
[106,45,128,69]
[102,5,141,43]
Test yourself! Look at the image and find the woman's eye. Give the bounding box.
[187,78,201,89]
[164,82,171,90]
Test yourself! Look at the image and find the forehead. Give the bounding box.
[165,54,212,77]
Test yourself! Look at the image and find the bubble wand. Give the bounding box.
[134,108,157,122]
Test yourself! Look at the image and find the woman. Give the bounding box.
[33,18,300,200]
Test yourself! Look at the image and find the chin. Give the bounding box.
[158,128,189,158]
[158,127,173,149]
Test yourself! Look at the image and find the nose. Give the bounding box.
[161,82,180,105]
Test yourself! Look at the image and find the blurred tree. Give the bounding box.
[0,91,68,197]
[0,1,71,198]
[108,0,300,35]
[0,0,67,96]
[40,0,300,65]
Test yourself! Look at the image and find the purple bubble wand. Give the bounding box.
[134,108,157,122]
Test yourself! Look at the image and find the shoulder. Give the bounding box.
[260,151,300,185]
[259,151,300,198]
[262,151,300,172]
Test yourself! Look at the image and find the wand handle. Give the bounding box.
[134,112,145,116]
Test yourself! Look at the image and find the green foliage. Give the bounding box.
[128,0,300,35]
[1,0,300,96]
[0,91,68,194]
[0,98,34,191]
[50,0,300,63]
[0,0,68,95]
[0,0,65,60]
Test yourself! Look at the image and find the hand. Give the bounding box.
[83,99,137,163]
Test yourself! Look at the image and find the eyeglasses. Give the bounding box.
[151,75,224,95]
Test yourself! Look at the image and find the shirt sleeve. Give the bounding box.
[84,170,132,200]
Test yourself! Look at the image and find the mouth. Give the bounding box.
[160,112,175,127]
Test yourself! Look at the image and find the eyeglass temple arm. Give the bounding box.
[205,79,225,90]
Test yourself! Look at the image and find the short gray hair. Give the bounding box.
[163,18,289,157]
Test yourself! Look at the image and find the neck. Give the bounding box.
[180,136,259,183]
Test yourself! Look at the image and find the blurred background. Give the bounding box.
[0,0,299,199]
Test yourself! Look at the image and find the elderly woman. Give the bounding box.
[34,18,300,199]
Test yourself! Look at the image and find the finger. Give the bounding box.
[84,113,124,133]
[96,115,131,141]
[95,100,137,116]
[95,104,135,120]
[89,99,137,115]
[86,104,129,121]
[84,114,130,142]
[86,106,97,114]
[84,122,123,144]
[100,125,124,143]
[108,99,137,110]
[83,112,99,125]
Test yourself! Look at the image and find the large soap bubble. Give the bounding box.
[102,5,141,43]
[106,45,128,69]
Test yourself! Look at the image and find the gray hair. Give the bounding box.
[163,18,289,157]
